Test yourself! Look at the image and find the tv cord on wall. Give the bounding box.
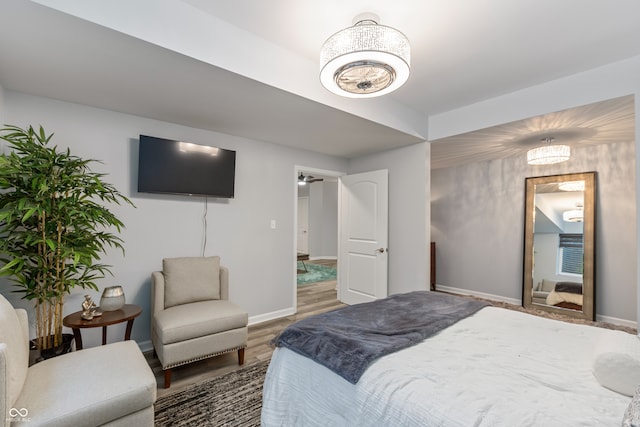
[202,197,208,257]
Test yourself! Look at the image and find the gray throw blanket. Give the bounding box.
[555,281,582,294]
[272,291,489,384]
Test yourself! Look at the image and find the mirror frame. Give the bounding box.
[522,172,596,320]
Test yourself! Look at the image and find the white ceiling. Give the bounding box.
[430,95,636,169]
[535,191,585,234]
[185,0,640,116]
[0,0,638,163]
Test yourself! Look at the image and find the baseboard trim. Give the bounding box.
[138,340,153,353]
[309,255,337,261]
[435,285,521,305]
[249,307,295,326]
[596,314,637,329]
[435,285,637,329]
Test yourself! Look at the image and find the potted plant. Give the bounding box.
[0,124,133,355]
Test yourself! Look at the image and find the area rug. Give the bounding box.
[154,360,269,426]
[484,297,636,333]
[297,262,337,285]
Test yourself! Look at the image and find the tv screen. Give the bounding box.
[137,135,236,198]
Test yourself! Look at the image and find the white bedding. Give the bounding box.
[546,289,584,307]
[261,307,632,426]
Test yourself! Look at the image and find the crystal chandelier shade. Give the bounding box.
[558,181,585,192]
[320,16,410,98]
[526,138,571,165]
[563,209,584,222]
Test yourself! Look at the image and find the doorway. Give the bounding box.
[294,166,343,312]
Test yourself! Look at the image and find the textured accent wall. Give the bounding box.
[431,141,636,321]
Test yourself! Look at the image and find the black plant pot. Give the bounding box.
[29,333,74,364]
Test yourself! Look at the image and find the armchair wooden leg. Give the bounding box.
[238,348,245,366]
[164,369,172,389]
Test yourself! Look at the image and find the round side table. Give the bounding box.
[62,304,142,350]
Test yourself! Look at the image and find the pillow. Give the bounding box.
[623,385,640,427]
[0,294,29,407]
[592,330,640,396]
[163,256,221,308]
[541,279,557,293]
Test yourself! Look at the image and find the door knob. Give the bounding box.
[375,248,386,254]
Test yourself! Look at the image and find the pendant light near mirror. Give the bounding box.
[527,137,571,165]
[558,180,585,192]
[320,13,410,98]
[563,206,584,222]
[563,209,584,222]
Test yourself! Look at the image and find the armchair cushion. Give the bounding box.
[163,256,221,308]
[14,340,156,426]
[154,299,248,345]
[0,295,28,408]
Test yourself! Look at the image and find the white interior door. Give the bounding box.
[297,196,309,254]
[338,169,388,305]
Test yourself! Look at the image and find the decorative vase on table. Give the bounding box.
[100,286,126,311]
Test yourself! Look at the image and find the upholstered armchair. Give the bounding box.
[0,293,156,426]
[151,256,248,388]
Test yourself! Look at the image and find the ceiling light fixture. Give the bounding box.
[563,208,584,223]
[558,181,585,192]
[527,137,570,165]
[298,173,324,185]
[320,13,410,98]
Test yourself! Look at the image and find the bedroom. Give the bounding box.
[1,0,640,425]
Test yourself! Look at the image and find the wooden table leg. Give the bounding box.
[124,319,135,340]
[72,328,83,350]
[102,326,107,345]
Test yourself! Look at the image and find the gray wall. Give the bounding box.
[431,141,637,322]
[0,89,431,349]
[428,54,640,326]
[308,181,338,258]
[0,85,4,126]
[0,90,349,349]
[349,142,431,295]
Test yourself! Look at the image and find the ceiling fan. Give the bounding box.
[298,173,324,185]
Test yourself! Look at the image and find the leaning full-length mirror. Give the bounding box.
[522,172,596,320]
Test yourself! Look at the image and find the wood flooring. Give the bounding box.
[148,259,343,398]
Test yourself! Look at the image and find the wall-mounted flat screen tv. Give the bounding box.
[138,135,236,198]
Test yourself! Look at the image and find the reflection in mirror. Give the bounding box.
[523,172,596,320]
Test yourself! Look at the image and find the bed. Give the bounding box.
[262,292,639,426]
[533,279,583,309]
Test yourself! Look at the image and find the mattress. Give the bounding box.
[261,307,632,426]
